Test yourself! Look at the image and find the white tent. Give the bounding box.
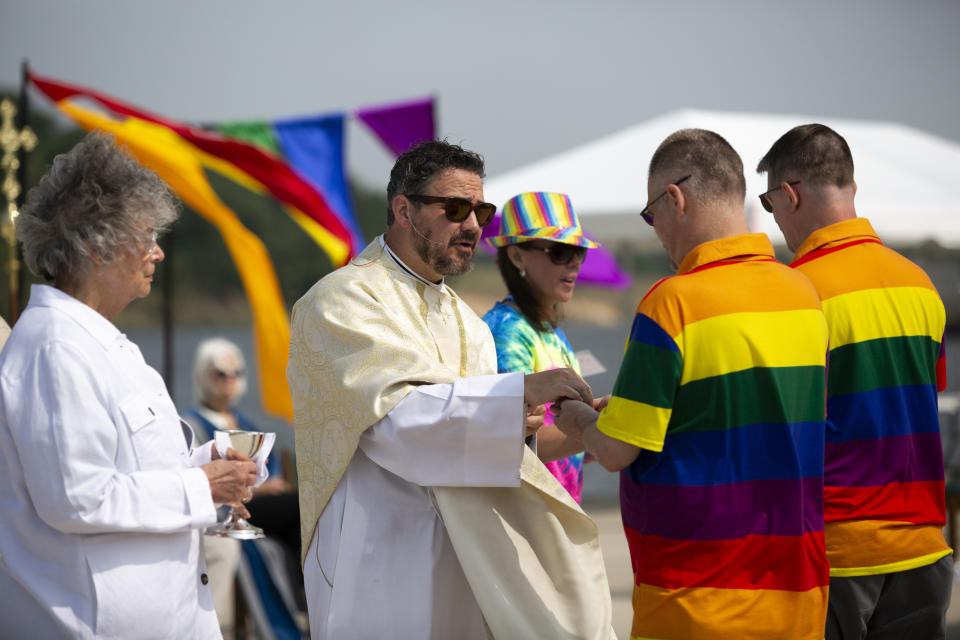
[483,109,960,248]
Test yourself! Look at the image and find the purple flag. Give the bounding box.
[578,243,632,289]
[480,214,632,290]
[355,96,436,158]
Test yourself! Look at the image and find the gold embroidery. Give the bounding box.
[451,296,468,378]
[417,282,443,363]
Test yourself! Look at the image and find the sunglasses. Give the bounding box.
[640,175,691,226]
[519,242,588,266]
[214,368,245,379]
[758,181,801,213]
[405,194,497,227]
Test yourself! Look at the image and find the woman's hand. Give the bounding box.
[252,477,293,497]
[201,450,257,506]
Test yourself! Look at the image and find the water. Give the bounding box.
[123,325,294,465]
[125,321,630,503]
[126,323,960,508]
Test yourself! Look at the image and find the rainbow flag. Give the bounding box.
[28,70,360,421]
[598,234,830,640]
[215,114,363,255]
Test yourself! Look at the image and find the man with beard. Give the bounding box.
[288,141,614,639]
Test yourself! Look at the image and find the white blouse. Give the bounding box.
[0,285,220,639]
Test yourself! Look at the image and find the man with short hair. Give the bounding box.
[757,123,952,640]
[555,128,831,639]
[288,140,614,639]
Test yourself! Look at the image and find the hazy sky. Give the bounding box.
[2,0,959,188]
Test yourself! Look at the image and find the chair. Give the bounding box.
[233,537,306,640]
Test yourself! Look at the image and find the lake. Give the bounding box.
[126,323,960,508]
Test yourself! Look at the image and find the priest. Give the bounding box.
[288,140,615,639]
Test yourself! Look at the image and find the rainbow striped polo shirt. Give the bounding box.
[790,217,950,577]
[598,233,830,640]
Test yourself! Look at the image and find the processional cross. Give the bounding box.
[0,98,37,322]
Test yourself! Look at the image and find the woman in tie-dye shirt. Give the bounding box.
[482,192,598,502]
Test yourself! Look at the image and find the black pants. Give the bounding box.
[825,554,953,640]
[246,490,300,556]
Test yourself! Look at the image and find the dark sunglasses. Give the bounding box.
[519,242,588,266]
[759,181,801,213]
[640,175,691,226]
[404,194,497,227]
[214,368,245,379]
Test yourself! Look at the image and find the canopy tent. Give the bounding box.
[484,109,960,248]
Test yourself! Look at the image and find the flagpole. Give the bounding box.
[0,60,36,325]
[16,60,30,319]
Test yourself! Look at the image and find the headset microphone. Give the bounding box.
[407,216,450,248]
[405,208,481,252]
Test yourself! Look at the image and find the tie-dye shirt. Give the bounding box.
[598,234,830,640]
[790,218,950,577]
[483,299,585,503]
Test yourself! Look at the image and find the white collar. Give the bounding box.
[378,235,445,291]
[26,284,124,349]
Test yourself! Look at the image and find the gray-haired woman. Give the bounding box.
[0,132,256,639]
[184,337,304,636]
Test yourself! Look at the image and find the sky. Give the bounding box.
[2,0,959,190]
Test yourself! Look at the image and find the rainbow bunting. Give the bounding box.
[355,96,436,157]
[28,70,363,421]
[217,113,364,254]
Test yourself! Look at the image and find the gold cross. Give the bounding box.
[1,99,37,216]
[1,98,37,323]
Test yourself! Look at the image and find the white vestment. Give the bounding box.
[305,376,522,639]
[289,239,615,640]
[0,285,221,640]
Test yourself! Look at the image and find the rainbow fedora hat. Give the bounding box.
[486,192,600,249]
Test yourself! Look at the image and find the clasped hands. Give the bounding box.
[201,448,258,518]
[552,394,609,437]
[522,368,597,438]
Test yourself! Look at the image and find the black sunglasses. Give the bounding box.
[518,242,588,266]
[758,181,801,213]
[214,368,245,379]
[404,194,497,227]
[640,175,691,226]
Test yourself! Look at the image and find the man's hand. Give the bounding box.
[201,450,257,506]
[592,394,611,412]
[552,399,598,439]
[523,368,593,410]
[525,403,547,438]
[554,398,641,472]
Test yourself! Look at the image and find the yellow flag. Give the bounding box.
[60,101,294,420]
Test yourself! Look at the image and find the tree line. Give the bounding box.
[1,94,390,325]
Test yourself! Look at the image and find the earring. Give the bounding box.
[519,269,526,278]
